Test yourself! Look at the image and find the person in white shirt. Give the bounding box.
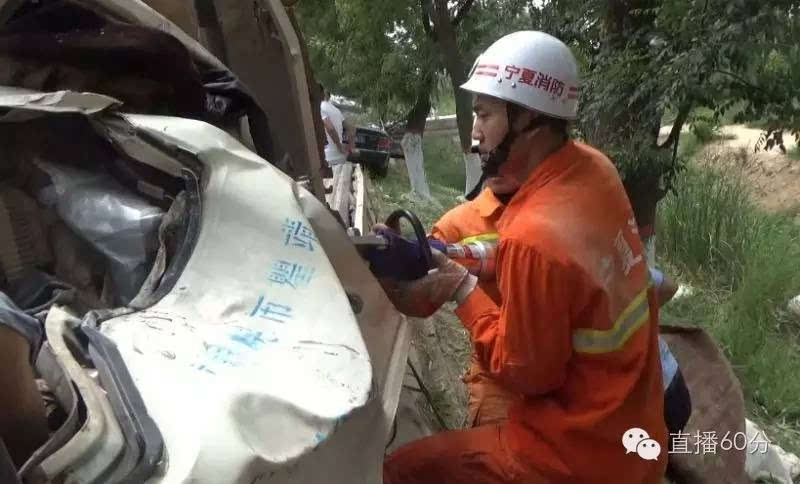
[319,85,355,187]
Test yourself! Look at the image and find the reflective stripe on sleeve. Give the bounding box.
[572,286,651,354]
[459,233,500,245]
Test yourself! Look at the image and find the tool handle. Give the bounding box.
[384,209,435,272]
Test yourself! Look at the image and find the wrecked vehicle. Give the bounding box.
[0,1,409,483]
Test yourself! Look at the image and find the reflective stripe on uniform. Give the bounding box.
[460,232,499,245]
[572,286,651,354]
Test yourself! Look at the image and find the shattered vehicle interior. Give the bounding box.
[0,1,409,483]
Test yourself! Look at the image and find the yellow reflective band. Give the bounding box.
[572,286,651,354]
[460,233,500,245]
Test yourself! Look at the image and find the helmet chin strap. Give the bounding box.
[465,106,547,201]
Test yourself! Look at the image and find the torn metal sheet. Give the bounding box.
[69,0,227,72]
[97,116,187,178]
[0,88,120,120]
[214,0,327,201]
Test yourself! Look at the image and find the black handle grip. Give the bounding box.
[385,209,434,272]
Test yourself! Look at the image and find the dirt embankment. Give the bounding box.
[660,124,800,217]
[706,125,800,215]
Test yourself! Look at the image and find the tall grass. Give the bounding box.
[789,145,800,161]
[659,157,800,451]
[659,157,772,287]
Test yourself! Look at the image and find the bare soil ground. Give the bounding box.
[659,124,800,217]
[705,125,800,216]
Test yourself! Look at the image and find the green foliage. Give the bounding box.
[689,114,722,143]
[295,0,438,121]
[605,142,681,195]
[536,0,800,203]
[296,0,531,126]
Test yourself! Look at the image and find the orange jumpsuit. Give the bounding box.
[384,141,667,483]
[430,188,524,427]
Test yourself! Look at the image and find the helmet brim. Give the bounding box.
[460,81,578,121]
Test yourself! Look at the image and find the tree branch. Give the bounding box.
[657,102,692,150]
[452,0,476,26]
[420,0,436,40]
[715,70,769,94]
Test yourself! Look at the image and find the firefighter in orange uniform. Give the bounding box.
[382,31,667,483]
[428,187,524,428]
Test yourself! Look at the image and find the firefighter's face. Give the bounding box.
[471,95,521,195]
[472,95,508,154]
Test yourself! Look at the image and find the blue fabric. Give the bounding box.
[658,336,679,390]
[649,267,664,289]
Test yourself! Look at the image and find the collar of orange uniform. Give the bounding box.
[514,139,576,198]
[473,187,504,218]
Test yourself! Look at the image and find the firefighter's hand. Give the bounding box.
[379,249,475,318]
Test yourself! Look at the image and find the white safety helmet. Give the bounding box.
[461,31,581,120]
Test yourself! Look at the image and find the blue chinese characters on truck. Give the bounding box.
[195,218,322,373]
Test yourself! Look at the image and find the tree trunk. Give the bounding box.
[589,0,665,232]
[402,133,431,198]
[428,0,475,193]
[402,77,433,198]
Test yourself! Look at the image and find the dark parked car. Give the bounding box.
[344,126,392,177]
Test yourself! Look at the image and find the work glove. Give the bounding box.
[379,249,477,318]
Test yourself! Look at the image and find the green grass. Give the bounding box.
[659,158,800,454]
[422,136,466,193]
[369,135,466,230]
[370,164,461,232]
[659,162,771,287]
[789,145,800,161]
[677,131,705,160]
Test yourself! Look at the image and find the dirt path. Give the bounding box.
[706,125,800,215]
[660,124,800,216]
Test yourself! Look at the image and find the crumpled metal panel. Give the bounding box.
[0,87,409,483]
[96,113,407,484]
